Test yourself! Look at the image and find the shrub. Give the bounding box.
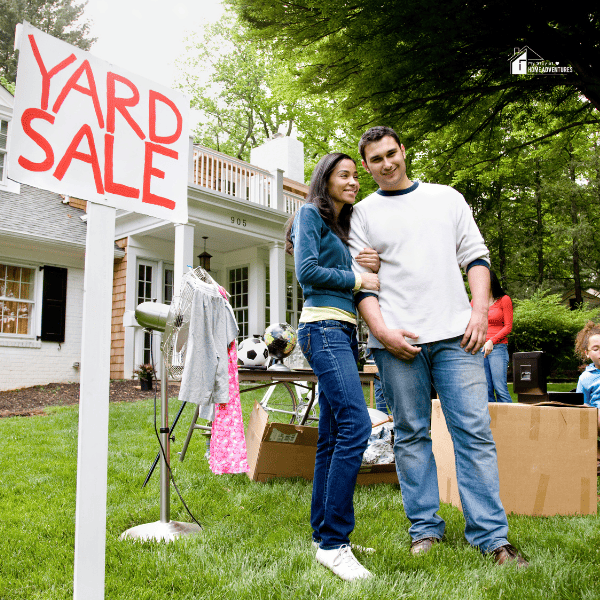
[508,291,599,378]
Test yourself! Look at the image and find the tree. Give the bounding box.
[176,11,358,177]
[177,13,295,161]
[227,0,600,155]
[0,0,95,84]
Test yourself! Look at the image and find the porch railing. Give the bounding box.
[191,145,304,215]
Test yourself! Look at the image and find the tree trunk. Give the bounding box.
[569,156,582,307]
[534,163,544,286]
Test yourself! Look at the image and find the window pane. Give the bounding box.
[5,279,18,298]
[20,282,31,300]
[6,265,18,282]
[0,153,4,181]
[2,301,17,333]
[17,302,29,334]
[0,120,7,150]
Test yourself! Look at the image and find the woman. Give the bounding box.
[286,153,379,582]
[482,270,513,403]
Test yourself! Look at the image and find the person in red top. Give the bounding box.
[481,271,513,402]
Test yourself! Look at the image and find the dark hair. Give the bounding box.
[490,270,507,300]
[575,321,600,362]
[285,153,356,255]
[358,126,402,162]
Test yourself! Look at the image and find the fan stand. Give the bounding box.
[121,334,202,542]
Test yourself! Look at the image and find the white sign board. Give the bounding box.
[9,22,188,224]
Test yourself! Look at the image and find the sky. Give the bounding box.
[83,0,225,90]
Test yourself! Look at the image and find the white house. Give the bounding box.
[0,82,308,390]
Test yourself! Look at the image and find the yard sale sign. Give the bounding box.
[9,22,189,224]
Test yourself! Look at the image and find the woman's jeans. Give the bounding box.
[484,343,512,402]
[297,320,371,550]
[372,337,509,553]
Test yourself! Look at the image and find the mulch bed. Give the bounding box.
[0,379,165,418]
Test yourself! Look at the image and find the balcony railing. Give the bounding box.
[191,145,305,215]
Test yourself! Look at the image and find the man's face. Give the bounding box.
[361,136,410,191]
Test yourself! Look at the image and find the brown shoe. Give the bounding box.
[491,544,529,568]
[410,537,440,555]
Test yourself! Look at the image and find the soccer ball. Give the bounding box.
[237,336,269,367]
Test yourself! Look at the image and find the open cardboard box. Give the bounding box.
[246,402,398,485]
[431,399,597,516]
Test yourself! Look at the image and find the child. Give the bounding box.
[574,321,600,474]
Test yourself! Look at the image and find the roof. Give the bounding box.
[0,183,88,248]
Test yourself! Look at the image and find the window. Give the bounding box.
[0,119,7,183]
[164,267,174,305]
[0,263,35,335]
[137,263,154,364]
[265,264,270,326]
[285,270,303,327]
[229,266,248,340]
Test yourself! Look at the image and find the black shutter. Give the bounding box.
[40,266,67,343]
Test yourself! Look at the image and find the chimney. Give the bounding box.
[250,135,305,184]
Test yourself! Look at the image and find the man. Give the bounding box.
[349,126,527,566]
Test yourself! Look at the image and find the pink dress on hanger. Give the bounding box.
[209,289,249,474]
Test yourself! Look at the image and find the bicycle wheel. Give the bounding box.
[261,382,298,424]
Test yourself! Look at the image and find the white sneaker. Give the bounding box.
[316,545,372,581]
[312,540,375,554]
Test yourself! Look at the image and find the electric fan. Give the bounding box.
[121,267,216,542]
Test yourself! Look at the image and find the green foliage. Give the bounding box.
[0,0,96,84]
[409,95,600,299]
[0,74,14,94]
[176,9,362,181]
[509,291,599,376]
[228,0,600,155]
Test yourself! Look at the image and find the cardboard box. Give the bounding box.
[246,402,398,485]
[431,399,597,516]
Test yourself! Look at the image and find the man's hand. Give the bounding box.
[461,307,488,354]
[379,329,421,361]
[356,247,380,273]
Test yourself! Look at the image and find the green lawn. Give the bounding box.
[1,383,598,599]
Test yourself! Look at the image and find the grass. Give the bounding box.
[1,383,599,599]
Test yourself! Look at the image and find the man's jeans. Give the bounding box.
[372,336,509,553]
[297,320,372,550]
[484,343,512,402]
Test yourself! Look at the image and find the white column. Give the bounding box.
[73,202,116,600]
[122,242,139,379]
[269,240,286,325]
[271,168,284,212]
[173,223,195,295]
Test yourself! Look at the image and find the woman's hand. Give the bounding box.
[360,272,380,291]
[483,339,493,357]
[356,247,380,273]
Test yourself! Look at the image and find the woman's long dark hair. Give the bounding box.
[285,153,356,255]
[490,269,507,300]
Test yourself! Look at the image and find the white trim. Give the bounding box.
[0,337,41,348]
